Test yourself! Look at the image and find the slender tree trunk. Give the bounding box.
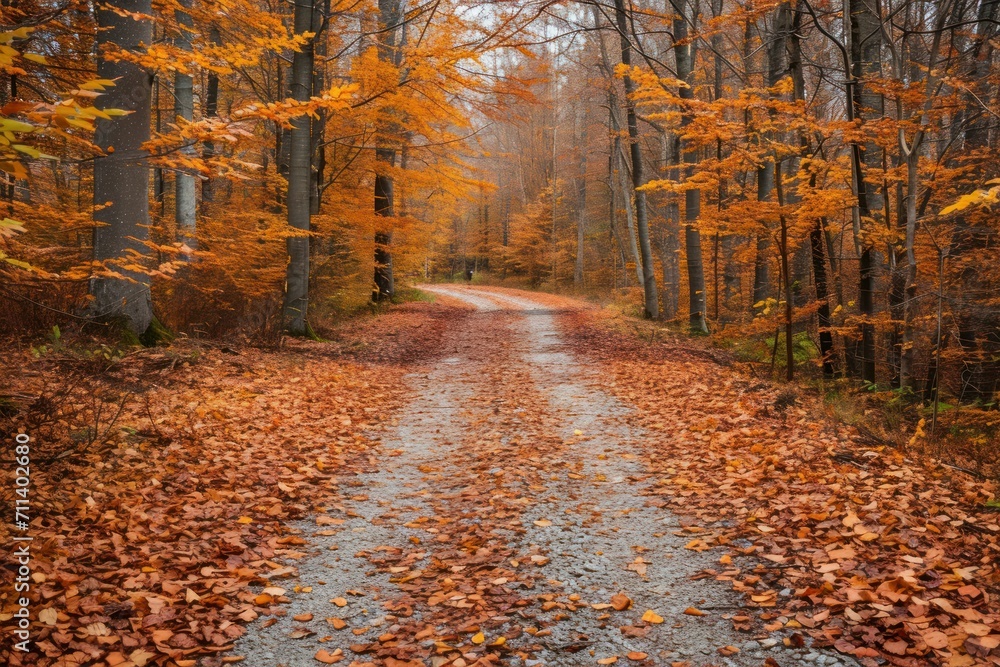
[613,137,645,286]
[776,164,793,380]
[574,107,586,286]
[948,0,997,400]
[311,0,330,215]
[91,0,153,334]
[283,0,316,333]
[788,0,834,376]
[711,0,725,322]
[899,150,919,387]
[372,0,404,302]
[811,217,836,377]
[673,6,707,332]
[200,27,221,215]
[174,0,196,251]
[153,75,165,215]
[849,0,883,384]
[614,0,659,318]
[593,5,642,287]
[663,136,681,320]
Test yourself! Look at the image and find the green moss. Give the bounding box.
[139,316,174,347]
[393,287,435,304]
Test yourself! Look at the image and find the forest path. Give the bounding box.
[235,286,855,667]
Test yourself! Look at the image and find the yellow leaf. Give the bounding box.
[12,144,40,158]
[130,649,156,667]
[0,119,33,133]
[641,610,664,624]
[237,516,253,524]
[471,631,485,644]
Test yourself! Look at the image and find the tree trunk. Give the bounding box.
[374,150,396,301]
[174,0,196,251]
[613,135,645,286]
[673,7,707,333]
[311,0,330,215]
[899,150,919,388]
[776,163,793,380]
[283,0,316,334]
[372,0,404,302]
[849,0,883,384]
[91,0,153,334]
[811,218,836,377]
[614,0,659,319]
[656,131,681,319]
[574,107,586,286]
[948,0,998,400]
[200,27,221,215]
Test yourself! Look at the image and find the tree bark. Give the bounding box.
[775,162,793,380]
[283,0,316,334]
[660,131,681,319]
[614,0,659,319]
[200,27,221,215]
[811,217,836,377]
[673,5,707,332]
[848,0,883,384]
[311,0,330,215]
[174,0,196,251]
[948,0,999,400]
[91,0,154,334]
[574,106,586,286]
[372,0,404,302]
[613,135,645,286]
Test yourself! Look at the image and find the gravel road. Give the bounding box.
[234,286,858,667]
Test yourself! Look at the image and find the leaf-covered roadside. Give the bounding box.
[0,301,469,667]
[559,309,1000,666]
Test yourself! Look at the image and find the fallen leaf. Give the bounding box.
[611,593,632,610]
[314,648,343,664]
[641,610,663,624]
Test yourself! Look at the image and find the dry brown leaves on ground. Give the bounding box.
[0,301,467,667]
[559,308,1000,667]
